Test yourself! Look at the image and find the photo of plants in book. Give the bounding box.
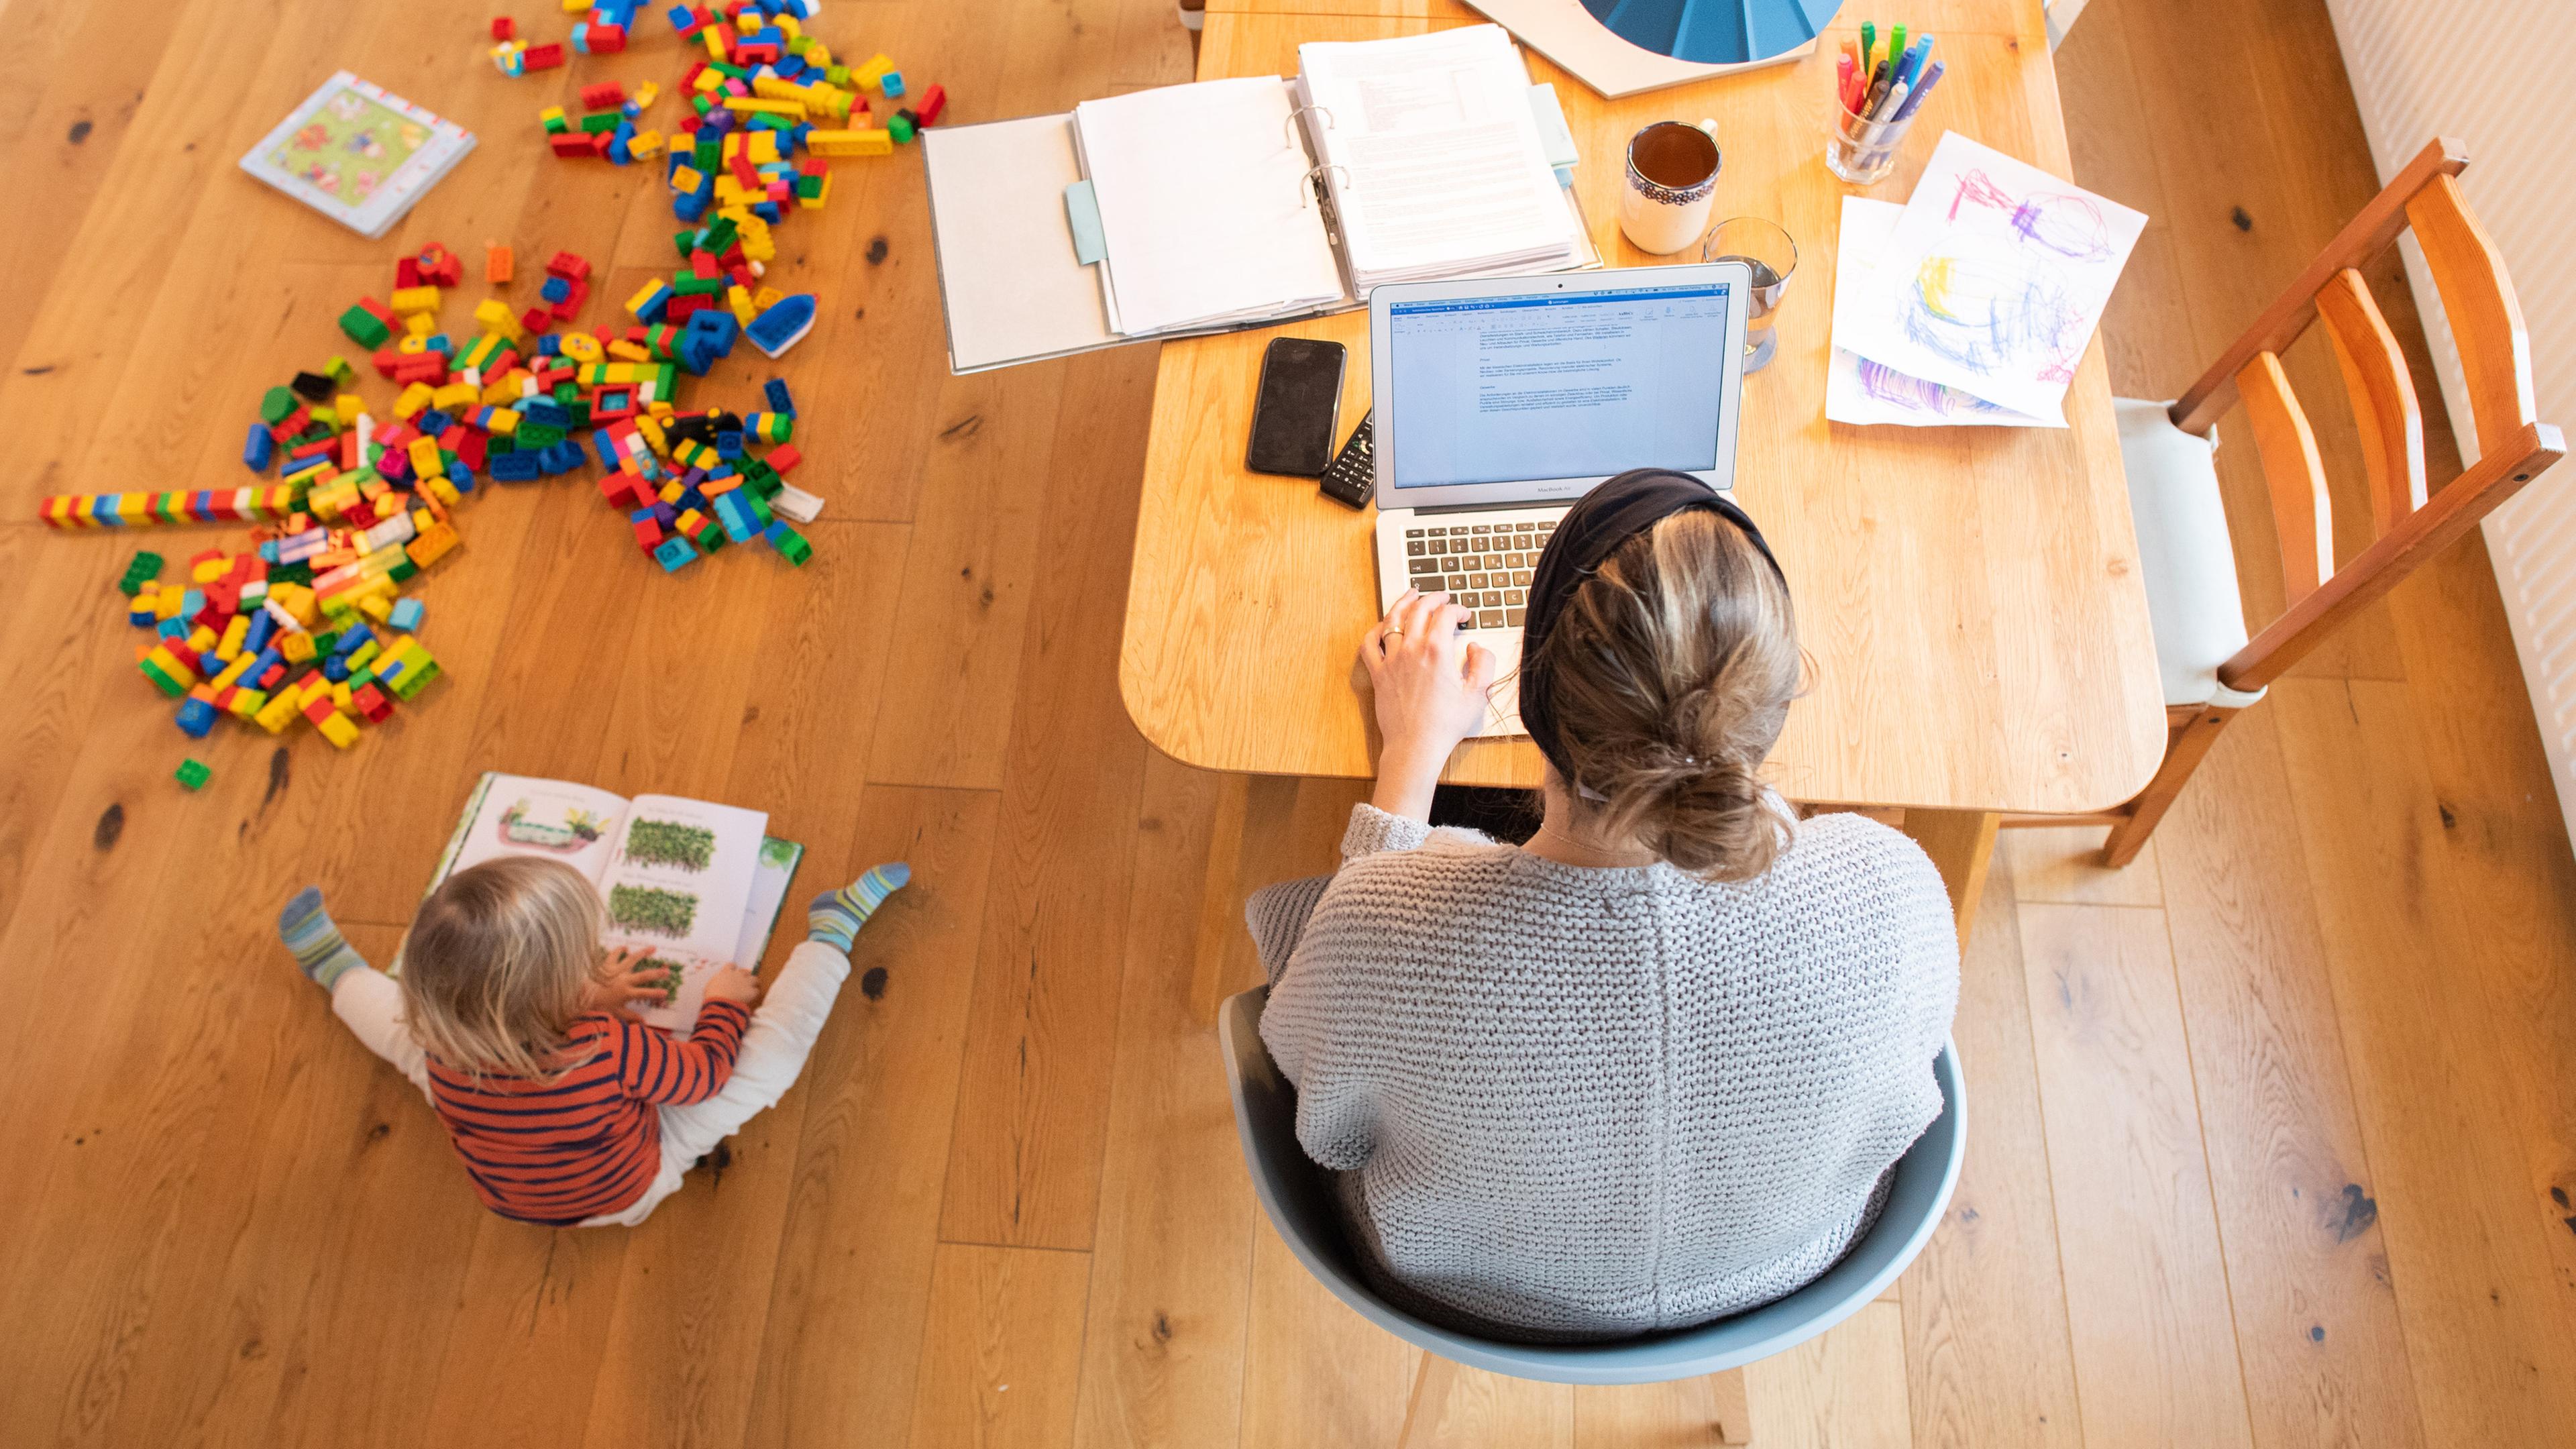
[609,885,700,938]
[641,957,688,1004]
[623,818,718,873]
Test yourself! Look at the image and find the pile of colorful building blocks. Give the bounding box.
[120,516,451,752]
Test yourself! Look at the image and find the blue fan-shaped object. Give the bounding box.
[1580,0,1845,65]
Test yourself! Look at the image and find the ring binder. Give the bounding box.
[1283,103,1334,148]
[1300,162,1350,211]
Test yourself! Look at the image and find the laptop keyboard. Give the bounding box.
[1401,519,1554,629]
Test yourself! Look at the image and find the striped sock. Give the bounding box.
[808,863,910,952]
[279,885,368,992]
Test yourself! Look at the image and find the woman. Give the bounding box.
[1250,469,1960,1342]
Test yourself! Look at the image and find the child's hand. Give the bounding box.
[704,965,763,1007]
[584,945,674,1015]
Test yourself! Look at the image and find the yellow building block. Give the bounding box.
[474,297,526,341]
[389,285,441,316]
[808,128,892,158]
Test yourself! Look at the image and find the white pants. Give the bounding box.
[330,940,851,1227]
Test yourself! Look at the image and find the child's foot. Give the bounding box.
[279,885,368,992]
[808,863,910,952]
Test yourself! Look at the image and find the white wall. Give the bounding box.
[2326,0,2576,847]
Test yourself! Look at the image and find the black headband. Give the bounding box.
[1517,468,1785,783]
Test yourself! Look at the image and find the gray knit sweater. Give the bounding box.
[1249,804,1959,1341]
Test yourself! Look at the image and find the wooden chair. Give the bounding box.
[2032,138,2564,867]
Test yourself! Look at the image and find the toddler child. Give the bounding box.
[278,855,907,1226]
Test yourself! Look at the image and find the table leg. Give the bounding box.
[1896,809,2000,949]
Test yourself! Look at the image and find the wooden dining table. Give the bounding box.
[1118,0,2167,924]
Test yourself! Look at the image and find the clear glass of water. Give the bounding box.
[1702,218,1798,374]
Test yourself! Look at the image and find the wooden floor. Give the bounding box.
[1,0,2571,1444]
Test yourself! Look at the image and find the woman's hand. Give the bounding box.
[1359,588,1496,821]
[703,965,763,1008]
[583,945,674,1016]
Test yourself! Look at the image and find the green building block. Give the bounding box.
[118,551,164,596]
[174,759,211,791]
[339,305,392,349]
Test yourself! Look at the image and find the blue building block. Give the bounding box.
[176,697,218,737]
[881,71,904,98]
[764,378,796,415]
[540,275,572,305]
[244,423,276,472]
[389,598,424,632]
[653,535,700,572]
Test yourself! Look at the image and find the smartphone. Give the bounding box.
[1245,337,1345,477]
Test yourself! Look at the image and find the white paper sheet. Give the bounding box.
[1073,77,1348,336]
[1297,25,1578,287]
[1837,133,2145,421]
[1827,198,2057,428]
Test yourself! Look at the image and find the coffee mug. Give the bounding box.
[1618,119,1721,256]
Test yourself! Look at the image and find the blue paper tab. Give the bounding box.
[1063,179,1107,265]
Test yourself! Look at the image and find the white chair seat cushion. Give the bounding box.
[2116,397,2251,708]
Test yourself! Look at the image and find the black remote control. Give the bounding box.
[1317,409,1375,510]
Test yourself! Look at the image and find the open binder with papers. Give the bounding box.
[922,25,1600,374]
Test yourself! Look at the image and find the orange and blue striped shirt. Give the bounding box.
[425,1002,752,1225]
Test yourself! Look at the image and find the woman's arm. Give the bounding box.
[1359,589,1495,822]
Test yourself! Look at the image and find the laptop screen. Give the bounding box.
[1383,282,1735,492]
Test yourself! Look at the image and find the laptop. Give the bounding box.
[1369,262,1752,737]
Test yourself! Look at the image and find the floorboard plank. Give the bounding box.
[2269,678,2576,1445]
[936,345,1160,1250]
[740,787,1005,1449]
[2157,704,2430,1449]
[1900,849,2086,1449]
[909,1243,1095,1449]
[2019,900,2256,1449]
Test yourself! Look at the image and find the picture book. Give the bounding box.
[239,72,476,238]
[410,773,803,1037]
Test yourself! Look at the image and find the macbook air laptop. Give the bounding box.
[1369,263,1752,737]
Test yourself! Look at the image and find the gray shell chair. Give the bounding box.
[1219,984,1964,1442]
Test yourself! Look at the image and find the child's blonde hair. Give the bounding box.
[402,856,603,1081]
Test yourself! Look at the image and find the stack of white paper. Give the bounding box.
[1073,78,1350,337]
[1827,133,2145,428]
[1296,25,1584,290]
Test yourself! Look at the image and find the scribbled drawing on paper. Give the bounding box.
[1855,356,2015,418]
[1945,168,2114,261]
[1902,250,2088,383]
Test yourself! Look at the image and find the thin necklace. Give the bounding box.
[1530,821,1656,867]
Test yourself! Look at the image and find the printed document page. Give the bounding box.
[1297,25,1576,284]
[1072,77,1348,335]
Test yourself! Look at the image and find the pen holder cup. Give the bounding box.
[1825,93,1920,186]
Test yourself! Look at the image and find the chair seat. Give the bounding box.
[2116,398,2252,708]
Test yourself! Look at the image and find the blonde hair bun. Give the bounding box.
[1530,509,1799,881]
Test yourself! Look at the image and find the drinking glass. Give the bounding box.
[1702,218,1797,374]
[1825,89,1921,186]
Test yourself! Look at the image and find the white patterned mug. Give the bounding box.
[1617,119,1722,256]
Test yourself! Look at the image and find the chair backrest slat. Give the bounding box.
[2169,138,2468,437]
[2314,268,2427,534]
[2406,172,2542,457]
[2234,350,2334,601]
[2220,422,2565,692]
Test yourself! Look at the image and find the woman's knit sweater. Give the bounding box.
[1249,804,1960,1340]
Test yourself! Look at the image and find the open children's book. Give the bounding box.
[405,773,802,1038]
